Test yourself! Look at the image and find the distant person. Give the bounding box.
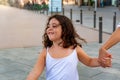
[100,0,104,7]
[41,0,46,5]
[118,0,120,10]
[99,23,120,67]
[26,14,111,80]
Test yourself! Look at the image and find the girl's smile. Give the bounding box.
[46,18,62,42]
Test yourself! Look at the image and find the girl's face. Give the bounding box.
[46,18,62,42]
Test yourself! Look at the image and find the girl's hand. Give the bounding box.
[99,48,112,68]
[99,57,112,68]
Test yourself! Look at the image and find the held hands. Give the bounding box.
[98,48,112,68]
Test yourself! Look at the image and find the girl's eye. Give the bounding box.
[47,24,60,28]
[53,25,57,28]
[47,25,50,28]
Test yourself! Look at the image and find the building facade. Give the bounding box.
[64,0,117,7]
[0,0,118,7]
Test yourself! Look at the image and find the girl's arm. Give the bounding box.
[26,48,46,80]
[76,46,100,67]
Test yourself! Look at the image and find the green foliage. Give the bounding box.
[24,3,49,11]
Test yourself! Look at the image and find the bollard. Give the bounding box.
[113,12,116,32]
[80,9,83,24]
[44,9,48,15]
[46,9,48,15]
[70,9,72,20]
[99,17,103,43]
[94,11,96,28]
[62,8,64,15]
[56,7,58,14]
[51,6,53,15]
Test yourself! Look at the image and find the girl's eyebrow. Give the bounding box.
[48,23,59,25]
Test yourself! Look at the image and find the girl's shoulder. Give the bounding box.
[39,47,47,58]
[40,48,47,53]
[75,45,83,53]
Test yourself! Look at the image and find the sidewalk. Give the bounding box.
[0,5,110,49]
[0,42,120,80]
[63,5,120,33]
[0,5,120,80]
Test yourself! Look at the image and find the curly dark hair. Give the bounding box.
[42,14,86,48]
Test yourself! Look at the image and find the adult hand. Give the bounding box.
[99,48,112,68]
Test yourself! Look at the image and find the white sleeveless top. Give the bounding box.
[46,48,79,80]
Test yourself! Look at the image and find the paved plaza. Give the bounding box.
[0,5,120,80]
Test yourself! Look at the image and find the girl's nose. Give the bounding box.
[48,26,53,30]
[47,24,54,30]
[47,26,53,32]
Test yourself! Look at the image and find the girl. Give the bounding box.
[26,14,111,80]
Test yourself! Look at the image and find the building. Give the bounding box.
[0,0,118,7]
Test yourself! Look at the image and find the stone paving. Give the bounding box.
[0,5,110,49]
[63,5,120,33]
[0,4,120,80]
[0,42,120,80]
